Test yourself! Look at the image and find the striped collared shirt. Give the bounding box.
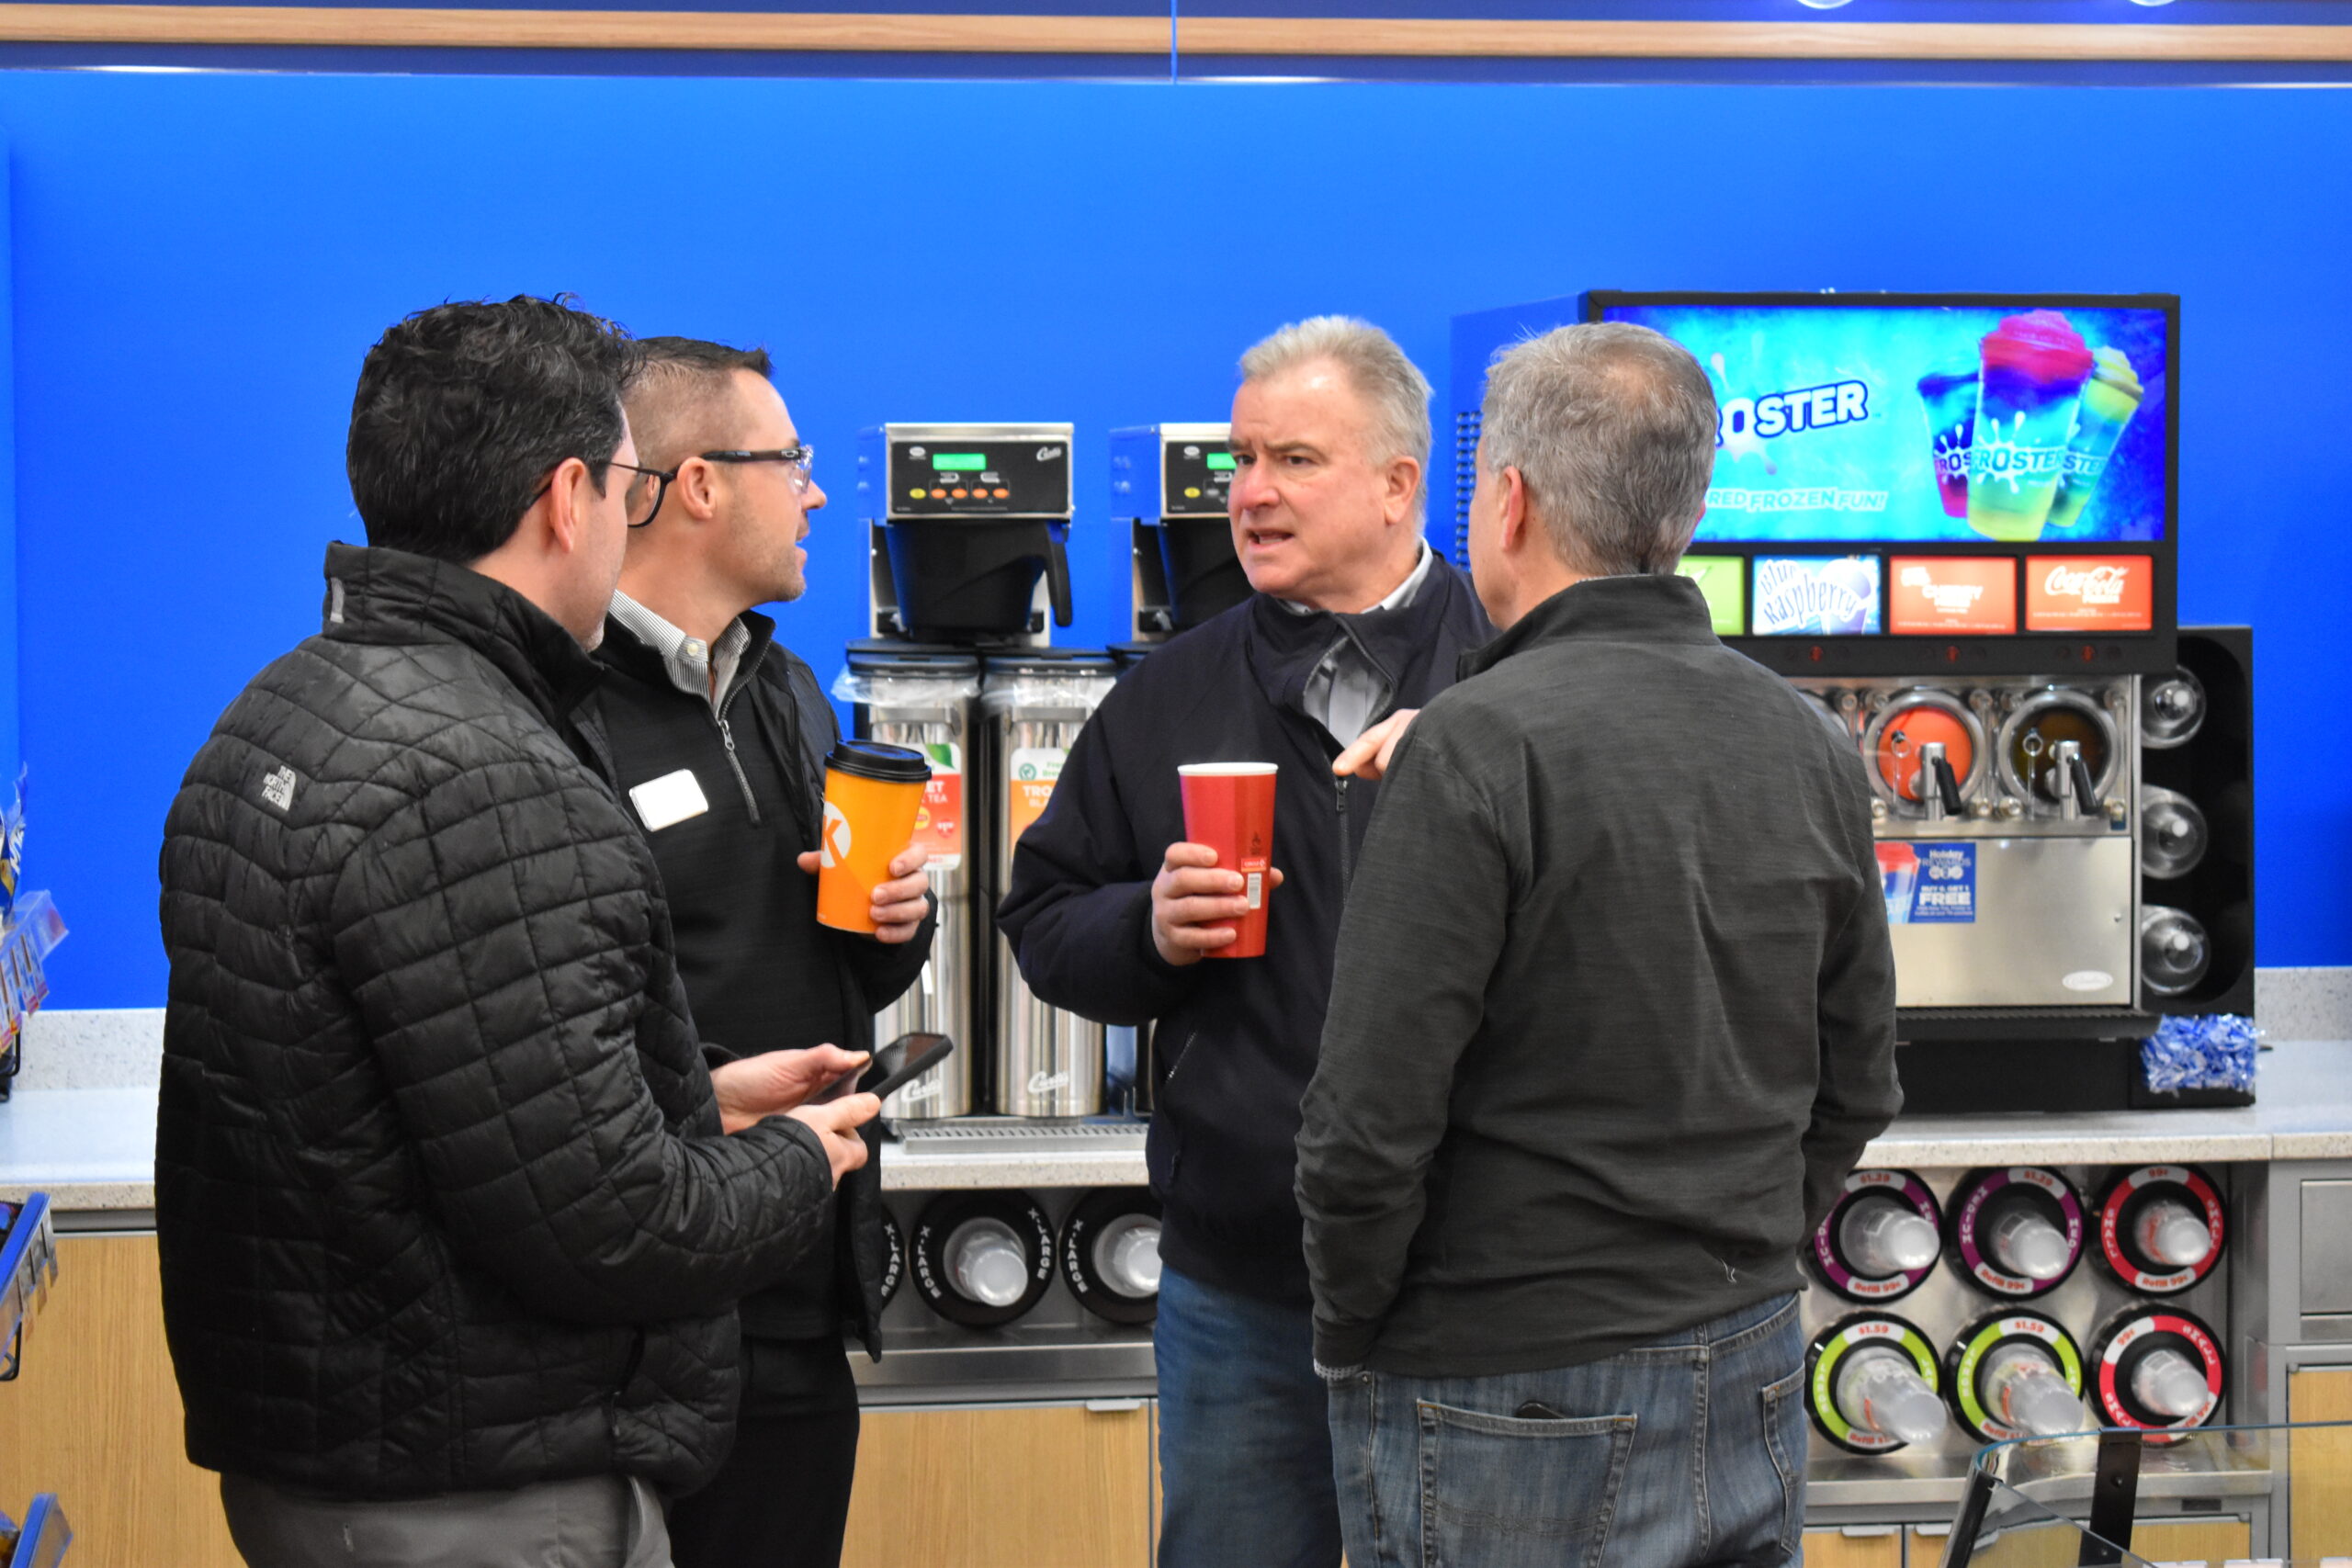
[607,590,752,712]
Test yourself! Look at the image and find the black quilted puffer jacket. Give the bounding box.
[156,542,835,1500]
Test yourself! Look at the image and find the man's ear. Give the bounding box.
[1498,465,1532,556]
[670,457,722,524]
[543,456,593,556]
[1381,453,1423,526]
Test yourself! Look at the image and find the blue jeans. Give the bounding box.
[1155,1264,1343,1568]
[1327,1293,1806,1568]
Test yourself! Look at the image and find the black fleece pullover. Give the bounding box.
[1297,573,1901,1376]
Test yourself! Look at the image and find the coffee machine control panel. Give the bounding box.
[859,423,1073,521]
[1110,423,1233,520]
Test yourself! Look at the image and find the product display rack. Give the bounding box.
[0,1192,71,1565]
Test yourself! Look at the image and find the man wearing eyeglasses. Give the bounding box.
[590,336,934,1568]
[158,299,882,1568]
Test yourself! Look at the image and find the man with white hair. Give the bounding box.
[1296,322,1900,1567]
[999,317,1492,1566]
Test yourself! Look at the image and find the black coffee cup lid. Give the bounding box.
[826,740,931,784]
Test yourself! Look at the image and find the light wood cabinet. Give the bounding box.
[1908,1515,2246,1567]
[1804,1525,1902,1566]
[2131,1516,2253,1562]
[842,1402,1155,1568]
[0,1233,240,1568]
[2291,1364,2352,1561]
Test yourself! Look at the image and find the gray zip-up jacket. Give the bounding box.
[1295,572,1900,1377]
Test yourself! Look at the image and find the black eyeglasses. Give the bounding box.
[609,461,677,529]
[699,444,817,494]
[519,459,677,529]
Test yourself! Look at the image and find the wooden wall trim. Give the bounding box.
[0,6,1167,50]
[1182,17,2352,62]
[0,6,2347,62]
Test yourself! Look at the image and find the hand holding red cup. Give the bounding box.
[1176,762,1279,960]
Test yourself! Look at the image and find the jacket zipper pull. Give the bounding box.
[712,712,763,825]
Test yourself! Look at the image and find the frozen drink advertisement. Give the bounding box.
[2047,348,2145,531]
[1917,369,1977,519]
[1966,310,2095,541]
[1598,299,2167,545]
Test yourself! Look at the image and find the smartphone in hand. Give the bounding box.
[859,1032,955,1102]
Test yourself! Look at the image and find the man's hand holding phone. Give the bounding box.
[711,1045,882,1187]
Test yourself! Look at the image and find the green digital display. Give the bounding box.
[1204,453,1237,471]
[933,454,988,471]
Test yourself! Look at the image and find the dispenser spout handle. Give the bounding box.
[2050,739,2093,819]
[1916,740,1961,822]
[1046,526,1074,629]
[1932,754,1964,817]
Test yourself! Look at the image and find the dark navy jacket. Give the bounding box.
[996,556,1493,1302]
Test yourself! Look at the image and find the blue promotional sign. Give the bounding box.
[1877,841,1977,926]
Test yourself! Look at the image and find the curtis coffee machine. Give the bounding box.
[841,425,1163,1398]
[842,423,1116,1120]
[1109,423,1252,643]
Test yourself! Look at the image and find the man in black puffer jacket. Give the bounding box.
[156,298,878,1568]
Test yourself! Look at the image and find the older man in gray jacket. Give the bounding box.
[1296,322,1900,1568]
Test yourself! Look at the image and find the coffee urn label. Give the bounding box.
[914,740,964,869]
[1007,746,1067,843]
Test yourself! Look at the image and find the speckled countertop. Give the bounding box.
[5,1010,2348,1213]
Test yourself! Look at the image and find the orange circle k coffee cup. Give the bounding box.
[1178,761,1278,959]
[816,740,931,934]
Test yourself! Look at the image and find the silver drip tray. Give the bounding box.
[880,1115,1148,1192]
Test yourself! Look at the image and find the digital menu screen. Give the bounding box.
[2025,555,2155,632]
[1888,557,2018,636]
[1596,299,2169,546]
[1678,555,1747,636]
[1753,556,1882,636]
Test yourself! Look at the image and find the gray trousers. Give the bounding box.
[220,1471,671,1568]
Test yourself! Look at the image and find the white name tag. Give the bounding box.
[628,769,710,831]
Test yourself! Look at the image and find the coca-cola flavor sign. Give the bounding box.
[2025,555,2154,631]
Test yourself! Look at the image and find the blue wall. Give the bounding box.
[2,73,2346,1005]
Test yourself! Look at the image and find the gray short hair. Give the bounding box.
[1239,316,1432,521]
[1480,323,1718,577]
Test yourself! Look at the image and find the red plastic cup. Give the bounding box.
[1178,762,1278,959]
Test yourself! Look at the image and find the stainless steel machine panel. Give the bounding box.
[1889,836,2135,1008]
[1800,1163,2235,1509]
[858,1184,1156,1406]
[2301,1179,2352,1315]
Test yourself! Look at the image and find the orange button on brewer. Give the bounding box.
[1876,706,1973,802]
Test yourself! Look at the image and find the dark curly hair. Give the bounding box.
[346,296,645,564]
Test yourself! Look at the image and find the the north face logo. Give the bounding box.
[260,766,298,812]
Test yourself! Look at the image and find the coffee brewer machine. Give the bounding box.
[1108,423,1250,641]
[1450,289,2253,1114]
[846,423,1118,1119]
